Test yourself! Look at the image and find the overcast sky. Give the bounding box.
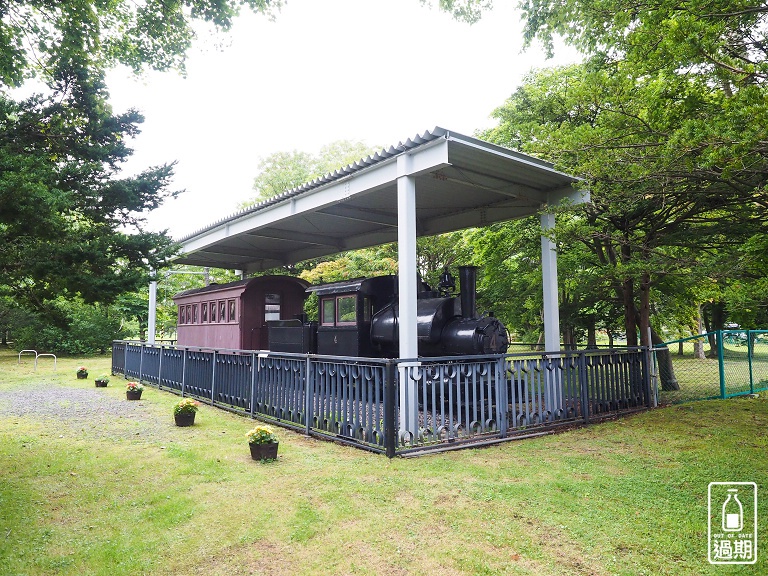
[105,0,579,239]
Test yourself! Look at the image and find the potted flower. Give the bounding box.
[126,381,144,400]
[76,366,88,379]
[173,398,200,427]
[94,374,110,387]
[246,425,279,461]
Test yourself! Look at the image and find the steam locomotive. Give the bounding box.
[268,266,509,358]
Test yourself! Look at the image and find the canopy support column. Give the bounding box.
[397,155,419,438]
[541,211,560,352]
[148,273,157,345]
[541,210,564,418]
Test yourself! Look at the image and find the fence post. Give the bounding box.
[748,330,755,394]
[496,356,509,437]
[181,349,187,398]
[578,351,590,424]
[383,360,397,459]
[211,350,217,405]
[304,356,313,436]
[643,342,655,408]
[139,343,145,383]
[158,345,164,389]
[717,330,726,399]
[250,352,257,419]
[123,341,128,378]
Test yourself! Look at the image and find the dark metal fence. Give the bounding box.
[656,330,768,404]
[112,341,653,456]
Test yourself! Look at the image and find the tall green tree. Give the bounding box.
[0,84,178,316]
[240,140,381,208]
[0,1,280,87]
[1,1,281,329]
[485,60,767,345]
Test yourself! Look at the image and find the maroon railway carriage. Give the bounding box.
[173,276,309,351]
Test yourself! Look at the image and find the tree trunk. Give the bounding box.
[678,340,684,356]
[563,324,575,350]
[623,276,637,346]
[638,271,651,347]
[702,302,726,358]
[650,326,680,391]
[694,306,706,360]
[587,319,597,349]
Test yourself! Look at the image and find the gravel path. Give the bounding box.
[0,384,172,442]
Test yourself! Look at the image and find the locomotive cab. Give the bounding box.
[308,275,398,357]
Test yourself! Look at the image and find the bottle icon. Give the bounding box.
[722,489,743,532]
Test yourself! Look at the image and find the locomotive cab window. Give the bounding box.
[321,298,335,326]
[336,296,356,325]
[320,295,357,326]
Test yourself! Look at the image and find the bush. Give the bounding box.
[14,299,126,355]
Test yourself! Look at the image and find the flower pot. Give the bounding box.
[126,390,142,400]
[249,441,279,461]
[95,379,108,388]
[77,372,88,379]
[174,412,196,427]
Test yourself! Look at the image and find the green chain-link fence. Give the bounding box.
[654,330,768,404]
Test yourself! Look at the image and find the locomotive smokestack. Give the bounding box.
[458,265,478,319]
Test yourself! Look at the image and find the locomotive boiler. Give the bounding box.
[268,266,509,358]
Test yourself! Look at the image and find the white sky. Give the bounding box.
[104,0,580,239]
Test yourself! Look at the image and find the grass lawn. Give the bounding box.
[1,349,766,575]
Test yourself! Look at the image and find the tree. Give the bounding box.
[0,85,178,317]
[520,0,768,87]
[1,1,283,331]
[423,0,492,23]
[241,140,381,208]
[484,63,767,336]
[0,1,279,87]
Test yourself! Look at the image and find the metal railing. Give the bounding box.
[112,341,652,457]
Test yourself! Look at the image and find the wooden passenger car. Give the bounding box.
[173,276,309,350]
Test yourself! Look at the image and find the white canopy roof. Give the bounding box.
[175,127,587,272]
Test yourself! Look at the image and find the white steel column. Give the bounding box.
[397,154,419,436]
[147,276,157,345]
[540,211,560,352]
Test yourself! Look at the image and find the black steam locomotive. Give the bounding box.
[268,266,509,358]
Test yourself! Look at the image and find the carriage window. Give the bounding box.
[336,296,356,325]
[186,305,191,324]
[219,301,226,323]
[264,293,280,321]
[228,299,236,322]
[179,307,185,324]
[321,298,335,326]
[192,304,198,324]
[210,301,216,322]
[201,303,208,323]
